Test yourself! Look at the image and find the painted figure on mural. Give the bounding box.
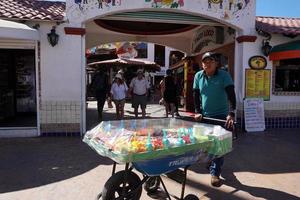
[229,0,234,10]
[219,0,223,9]
[74,0,88,11]
[96,0,121,9]
[208,0,212,9]
[147,0,184,8]
[97,0,103,8]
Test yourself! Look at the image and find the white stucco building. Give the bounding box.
[0,0,299,137]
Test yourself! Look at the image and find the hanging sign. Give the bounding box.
[244,98,265,132]
[248,56,267,70]
[191,26,224,54]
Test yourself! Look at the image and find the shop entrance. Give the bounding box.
[0,49,37,128]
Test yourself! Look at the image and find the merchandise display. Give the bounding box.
[83,118,232,163]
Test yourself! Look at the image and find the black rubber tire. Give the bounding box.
[184,194,199,200]
[143,176,161,193]
[102,170,142,200]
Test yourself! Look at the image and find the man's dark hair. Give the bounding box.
[166,69,172,75]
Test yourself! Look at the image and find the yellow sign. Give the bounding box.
[248,56,267,70]
[245,69,271,100]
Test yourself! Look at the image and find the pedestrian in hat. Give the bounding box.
[193,52,236,187]
[110,73,128,119]
[129,69,150,118]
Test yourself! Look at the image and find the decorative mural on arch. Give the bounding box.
[205,0,251,20]
[144,0,184,8]
[73,0,122,11]
[67,0,253,25]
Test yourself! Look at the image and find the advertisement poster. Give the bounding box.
[244,98,265,132]
[245,69,271,100]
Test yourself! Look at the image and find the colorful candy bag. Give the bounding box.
[83,118,232,163]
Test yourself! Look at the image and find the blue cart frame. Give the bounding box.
[96,117,236,200]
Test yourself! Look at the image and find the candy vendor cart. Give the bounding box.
[83,118,232,200]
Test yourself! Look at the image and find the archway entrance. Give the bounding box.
[84,13,237,129]
[66,0,256,133]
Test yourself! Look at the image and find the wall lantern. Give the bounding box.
[257,29,272,57]
[262,39,272,57]
[47,26,59,47]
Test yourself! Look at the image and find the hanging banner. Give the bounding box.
[191,26,224,54]
[245,69,271,101]
[244,98,265,132]
[116,42,138,59]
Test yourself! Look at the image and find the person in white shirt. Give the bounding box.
[129,69,150,118]
[110,73,128,119]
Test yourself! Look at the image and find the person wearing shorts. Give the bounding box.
[129,69,150,118]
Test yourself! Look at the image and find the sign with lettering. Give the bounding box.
[244,98,265,132]
[191,26,224,54]
[245,69,271,101]
[248,56,267,70]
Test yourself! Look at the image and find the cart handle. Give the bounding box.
[202,117,237,124]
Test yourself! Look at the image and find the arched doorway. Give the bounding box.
[66,0,256,133]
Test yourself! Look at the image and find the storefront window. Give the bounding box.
[154,44,165,67]
[273,58,300,94]
[133,42,148,58]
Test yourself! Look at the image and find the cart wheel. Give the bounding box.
[102,170,142,200]
[184,194,199,200]
[144,176,160,193]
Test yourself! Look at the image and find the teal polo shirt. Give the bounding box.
[193,69,233,117]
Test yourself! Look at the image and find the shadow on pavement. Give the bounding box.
[0,137,114,193]
[187,129,300,199]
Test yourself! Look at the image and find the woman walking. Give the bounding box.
[110,73,128,119]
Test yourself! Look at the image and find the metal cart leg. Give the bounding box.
[112,162,117,175]
[158,176,172,200]
[180,166,189,200]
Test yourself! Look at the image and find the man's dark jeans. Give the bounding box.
[96,96,106,121]
[203,114,227,177]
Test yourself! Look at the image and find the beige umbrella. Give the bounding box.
[87,58,161,72]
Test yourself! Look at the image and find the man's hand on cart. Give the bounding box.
[194,114,235,130]
[194,113,203,121]
[225,115,235,129]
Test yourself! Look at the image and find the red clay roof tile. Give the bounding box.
[0,1,299,37]
[256,16,300,36]
[0,0,65,21]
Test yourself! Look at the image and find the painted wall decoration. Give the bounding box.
[67,0,254,31]
[203,0,251,20]
[144,0,184,8]
[116,42,138,59]
[69,0,122,19]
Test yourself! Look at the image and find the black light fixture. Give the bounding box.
[47,26,59,47]
[257,29,272,57]
[262,39,272,56]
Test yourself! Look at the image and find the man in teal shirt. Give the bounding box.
[193,52,236,187]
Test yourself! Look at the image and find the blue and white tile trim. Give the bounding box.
[40,101,81,135]
[237,101,300,129]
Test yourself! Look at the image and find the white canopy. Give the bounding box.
[0,19,39,40]
[88,58,161,71]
